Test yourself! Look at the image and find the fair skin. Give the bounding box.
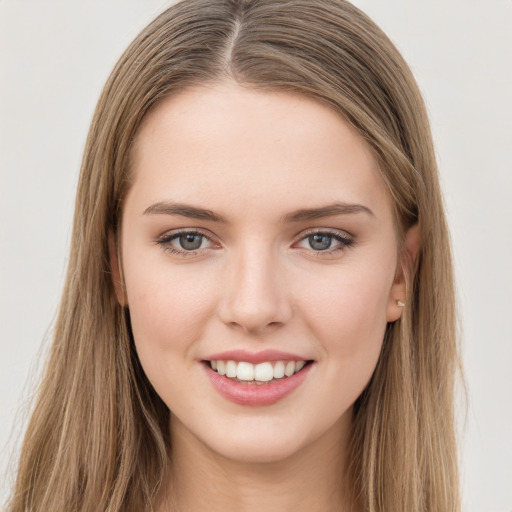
[112,81,415,512]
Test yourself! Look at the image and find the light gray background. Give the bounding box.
[1,1,511,510]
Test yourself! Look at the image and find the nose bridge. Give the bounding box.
[219,237,291,333]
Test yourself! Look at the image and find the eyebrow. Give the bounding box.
[281,202,374,222]
[143,201,374,223]
[143,202,228,222]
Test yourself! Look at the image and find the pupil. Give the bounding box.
[180,234,202,250]
[309,234,331,251]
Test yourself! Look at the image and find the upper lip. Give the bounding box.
[203,349,310,365]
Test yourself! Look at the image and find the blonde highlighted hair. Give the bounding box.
[7,1,460,510]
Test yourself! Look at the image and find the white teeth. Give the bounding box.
[216,360,226,376]
[273,360,285,379]
[236,361,255,381]
[210,359,308,381]
[225,360,237,378]
[254,362,274,382]
[284,361,296,377]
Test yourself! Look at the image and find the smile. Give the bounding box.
[209,359,307,383]
[202,354,314,406]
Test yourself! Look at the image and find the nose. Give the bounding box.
[218,244,293,335]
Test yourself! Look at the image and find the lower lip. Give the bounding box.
[202,362,313,406]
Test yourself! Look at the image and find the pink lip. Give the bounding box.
[202,361,313,407]
[204,349,308,364]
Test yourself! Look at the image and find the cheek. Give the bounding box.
[298,259,393,379]
[303,274,390,416]
[123,257,218,373]
[124,264,221,411]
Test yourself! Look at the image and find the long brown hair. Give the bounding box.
[7,1,461,510]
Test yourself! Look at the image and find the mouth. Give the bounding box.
[201,358,315,406]
[204,359,313,384]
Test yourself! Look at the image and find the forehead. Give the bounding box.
[128,81,392,222]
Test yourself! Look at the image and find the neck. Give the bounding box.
[159,412,355,512]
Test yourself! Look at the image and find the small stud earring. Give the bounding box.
[396,300,405,307]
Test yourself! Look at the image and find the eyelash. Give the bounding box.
[156,228,354,257]
[296,228,354,255]
[156,229,216,256]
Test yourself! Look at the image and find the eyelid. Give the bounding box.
[293,227,355,253]
[296,227,354,242]
[155,227,354,256]
[297,226,353,239]
[155,228,220,255]
[156,227,215,242]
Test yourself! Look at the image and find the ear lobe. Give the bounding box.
[108,231,127,307]
[386,223,421,322]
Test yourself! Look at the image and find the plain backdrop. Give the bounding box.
[1,1,511,510]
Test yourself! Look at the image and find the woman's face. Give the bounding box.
[117,82,406,463]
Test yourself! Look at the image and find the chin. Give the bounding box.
[194,414,331,466]
[210,434,307,464]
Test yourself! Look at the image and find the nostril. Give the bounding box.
[225,319,283,335]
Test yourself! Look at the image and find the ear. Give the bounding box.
[386,223,421,322]
[108,231,128,307]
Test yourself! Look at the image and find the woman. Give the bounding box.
[6,0,461,511]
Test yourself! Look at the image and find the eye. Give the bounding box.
[176,233,206,251]
[156,230,218,255]
[295,229,354,253]
[307,233,334,251]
